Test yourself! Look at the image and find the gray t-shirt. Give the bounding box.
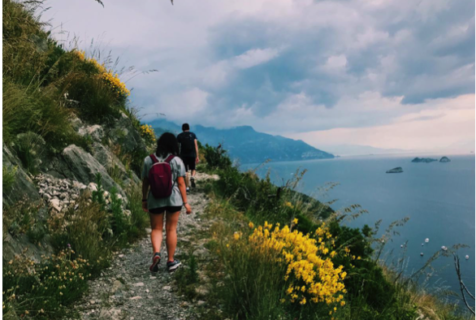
[141,154,186,209]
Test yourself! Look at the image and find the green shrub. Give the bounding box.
[49,198,111,276]
[91,173,107,211]
[11,131,45,174]
[174,253,200,299]
[124,185,149,242]
[2,164,17,193]
[3,80,76,148]
[204,144,232,170]
[3,201,47,244]
[62,73,123,123]
[110,187,128,244]
[3,249,90,319]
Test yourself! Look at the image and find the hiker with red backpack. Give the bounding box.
[141,132,192,273]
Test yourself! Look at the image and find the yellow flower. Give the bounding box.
[293,218,298,224]
[249,222,254,229]
[248,221,346,307]
[233,232,240,240]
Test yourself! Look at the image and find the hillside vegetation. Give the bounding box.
[177,145,474,320]
[2,1,473,320]
[3,0,155,318]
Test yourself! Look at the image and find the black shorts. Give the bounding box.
[181,156,196,171]
[149,206,182,214]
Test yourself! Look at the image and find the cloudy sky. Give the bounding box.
[44,0,474,154]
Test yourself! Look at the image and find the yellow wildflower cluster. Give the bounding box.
[139,124,156,145]
[3,247,91,317]
[73,50,130,98]
[102,72,130,97]
[248,221,346,310]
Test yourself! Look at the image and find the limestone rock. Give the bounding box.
[61,145,124,197]
[69,115,83,132]
[3,145,41,206]
[78,125,104,142]
[91,143,140,187]
[107,112,146,154]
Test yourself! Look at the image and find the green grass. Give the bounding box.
[2,164,17,193]
[3,0,140,151]
[196,147,474,320]
[2,1,153,319]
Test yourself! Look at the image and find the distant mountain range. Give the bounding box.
[320,144,409,156]
[147,119,334,164]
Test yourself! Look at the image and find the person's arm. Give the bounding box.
[194,139,199,163]
[142,178,149,212]
[177,176,192,214]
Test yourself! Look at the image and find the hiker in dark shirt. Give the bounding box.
[177,123,199,191]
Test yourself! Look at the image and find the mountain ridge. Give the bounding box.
[147,118,334,164]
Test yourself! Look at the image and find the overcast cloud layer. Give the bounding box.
[44,0,474,153]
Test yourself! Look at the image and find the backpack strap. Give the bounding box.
[150,154,159,164]
[164,155,175,163]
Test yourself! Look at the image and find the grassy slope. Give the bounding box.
[190,146,474,320]
[2,1,152,318]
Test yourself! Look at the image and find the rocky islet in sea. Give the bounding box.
[411,157,438,163]
[386,167,403,173]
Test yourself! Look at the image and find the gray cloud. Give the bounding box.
[44,0,474,139]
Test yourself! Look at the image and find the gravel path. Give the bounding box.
[73,173,217,320]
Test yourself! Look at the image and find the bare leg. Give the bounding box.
[165,210,181,262]
[150,213,165,253]
[191,169,196,178]
[185,171,190,188]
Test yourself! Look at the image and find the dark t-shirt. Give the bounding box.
[177,131,197,157]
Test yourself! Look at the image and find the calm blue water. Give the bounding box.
[242,154,475,302]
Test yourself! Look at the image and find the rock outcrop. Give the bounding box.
[386,167,403,173]
[439,156,451,163]
[411,157,437,163]
[91,143,141,187]
[109,112,147,154]
[78,124,105,142]
[61,145,125,197]
[2,145,41,206]
[35,173,128,214]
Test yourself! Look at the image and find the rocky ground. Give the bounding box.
[71,173,218,320]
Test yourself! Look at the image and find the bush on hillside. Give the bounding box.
[49,174,148,276]
[49,197,111,276]
[210,206,348,320]
[3,248,90,319]
[12,132,46,174]
[3,0,143,151]
[2,165,17,193]
[204,144,232,170]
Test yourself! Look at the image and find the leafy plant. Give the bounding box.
[91,173,106,211]
[3,248,90,319]
[110,187,127,244]
[49,197,111,276]
[204,144,232,170]
[12,131,46,174]
[3,164,17,193]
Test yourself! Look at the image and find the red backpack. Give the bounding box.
[148,154,175,199]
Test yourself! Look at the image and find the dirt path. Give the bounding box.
[72,173,217,320]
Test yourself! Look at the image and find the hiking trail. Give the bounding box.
[71,173,218,320]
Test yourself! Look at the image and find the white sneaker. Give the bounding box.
[186,187,190,192]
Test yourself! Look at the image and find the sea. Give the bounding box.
[241,154,475,305]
